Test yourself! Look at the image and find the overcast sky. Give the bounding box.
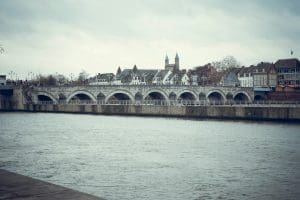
[0,0,299,79]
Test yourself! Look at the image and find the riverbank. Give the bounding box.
[1,103,299,122]
[0,169,104,200]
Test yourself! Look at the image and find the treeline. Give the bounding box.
[27,70,89,86]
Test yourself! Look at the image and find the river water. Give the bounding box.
[0,112,299,200]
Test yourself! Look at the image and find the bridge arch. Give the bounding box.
[36,91,58,104]
[67,90,97,103]
[254,94,266,101]
[207,90,226,103]
[105,90,134,103]
[144,89,169,101]
[233,91,251,102]
[177,89,198,101]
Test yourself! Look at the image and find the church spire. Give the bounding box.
[165,54,169,67]
[175,53,179,71]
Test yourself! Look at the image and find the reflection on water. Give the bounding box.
[0,113,300,200]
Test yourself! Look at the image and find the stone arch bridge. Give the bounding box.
[30,85,254,104]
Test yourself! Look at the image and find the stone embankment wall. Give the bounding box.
[0,88,25,111]
[18,104,300,121]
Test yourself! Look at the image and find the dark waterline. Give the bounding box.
[0,112,300,200]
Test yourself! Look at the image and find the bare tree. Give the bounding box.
[36,74,57,86]
[77,70,89,84]
[56,74,68,85]
[212,56,241,72]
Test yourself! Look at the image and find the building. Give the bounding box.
[275,58,300,88]
[152,70,172,85]
[0,75,6,86]
[89,73,115,85]
[114,69,132,85]
[114,66,158,85]
[238,66,255,87]
[165,53,180,72]
[132,69,158,85]
[188,64,220,86]
[221,68,241,87]
[168,71,190,85]
[253,62,277,89]
[189,74,198,86]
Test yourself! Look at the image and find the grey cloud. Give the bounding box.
[0,0,299,77]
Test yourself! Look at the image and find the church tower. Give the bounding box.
[165,54,169,67]
[164,53,180,72]
[175,53,179,71]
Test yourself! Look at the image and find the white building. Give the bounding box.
[152,70,172,85]
[169,72,190,85]
[89,73,115,85]
[238,66,254,87]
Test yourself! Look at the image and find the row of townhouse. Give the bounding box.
[89,54,191,86]
[222,58,300,91]
[235,62,277,89]
[89,67,190,86]
[89,55,300,90]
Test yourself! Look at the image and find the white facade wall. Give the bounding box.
[181,74,190,85]
[254,74,268,87]
[112,80,122,85]
[162,71,172,85]
[152,70,172,85]
[238,76,253,87]
[130,76,142,85]
[269,74,277,87]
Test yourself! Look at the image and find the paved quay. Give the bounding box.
[0,169,105,200]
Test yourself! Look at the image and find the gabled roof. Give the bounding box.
[275,58,300,68]
[97,73,114,81]
[254,62,275,73]
[115,68,158,82]
[136,69,158,82]
[115,69,132,80]
[169,71,187,80]
[154,70,170,79]
[238,66,255,75]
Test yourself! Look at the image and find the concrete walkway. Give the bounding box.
[0,169,105,200]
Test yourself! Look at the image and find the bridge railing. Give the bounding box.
[36,101,55,105]
[68,100,97,105]
[33,99,300,106]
